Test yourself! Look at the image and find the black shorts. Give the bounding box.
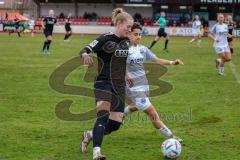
[94,80,125,113]
[227,37,233,43]
[44,30,53,37]
[158,28,167,37]
[65,24,71,32]
[15,25,19,30]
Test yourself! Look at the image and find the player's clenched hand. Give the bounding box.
[214,37,219,42]
[82,53,94,67]
[126,76,134,88]
[227,34,233,38]
[173,59,184,65]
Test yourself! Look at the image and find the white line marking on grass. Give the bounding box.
[229,62,240,84]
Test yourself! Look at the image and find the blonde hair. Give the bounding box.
[112,8,132,26]
[217,13,224,17]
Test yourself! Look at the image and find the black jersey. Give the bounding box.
[86,32,130,86]
[65,16,71,25]
[228,22,234,35]
[14,18,20,26]
[43,16,57,31]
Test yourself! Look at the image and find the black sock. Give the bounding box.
[9,30,14,35]
[17,32,21,37]
[68,33,72,39]
[104,119,121,135]
[230,48,233,54]
[43,40,48,51]
[64,34,68,40]
[47,40,52,51]
[149,40,157,49]
[93,110,110,147]
[164,39,169,49]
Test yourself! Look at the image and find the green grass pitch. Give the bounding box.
[0,33,240,160]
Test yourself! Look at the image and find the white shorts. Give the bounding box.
[126,85,151,111]
[192,30,201,36]
[29,26,34,30]
[133,97,152,111]
[214,46,230,54]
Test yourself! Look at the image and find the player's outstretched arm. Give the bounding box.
[154,57,184,65]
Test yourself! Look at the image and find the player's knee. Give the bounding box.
[104,119,122,135]
[225,58,231,62]
[147,110,159,122]
[96,110,110,125]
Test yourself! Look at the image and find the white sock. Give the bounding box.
[189,39,195,43]
[220,67,224,73]
[88,130,93,138]
[124,107,132,116]
[93,147,101,158]
[159,126,173,138]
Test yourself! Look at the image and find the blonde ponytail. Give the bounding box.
[112,8,132,26]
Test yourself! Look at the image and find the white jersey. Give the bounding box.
[29,19,35,26]
[126,44,156,110]
[126,44,156,95]
[192,20,201,30]
[211,23,229,47]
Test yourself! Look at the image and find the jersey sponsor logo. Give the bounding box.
[115,49,129,57]
[89,40,99,48]
[218,31,228,36]
[130,58,144,64]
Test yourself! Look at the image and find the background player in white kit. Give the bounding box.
[124,22,184,141]
[189,15,202,47]
[208,13,232,76]
[29,16,35,37]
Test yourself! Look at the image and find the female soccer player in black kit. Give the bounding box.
[79,8,133,160]
[227,15,235,54]
[64,13,72,42]
[9,16,21,37]
[41,10,57,54]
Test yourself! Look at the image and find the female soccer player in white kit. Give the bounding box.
[189,15,202,47]
[208,13,232,76]
[124,22,184,141]
[29,16,35,37]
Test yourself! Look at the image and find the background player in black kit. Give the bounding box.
[9,16,21,37]
[41,10,57,54]
[79,8,133,160]
[226,15,235,54]
[64,13,72,42]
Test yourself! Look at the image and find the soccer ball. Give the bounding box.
[161,138,182,159]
